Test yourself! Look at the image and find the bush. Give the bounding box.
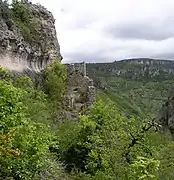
[0,69,65,179]
[42,60,67,105]
[54,99,169,179]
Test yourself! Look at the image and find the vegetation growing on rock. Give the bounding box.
[11,0,40,44]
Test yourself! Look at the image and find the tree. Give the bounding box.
[42,61,67,121]
[0,78,51,179]
[42,60,67,102]
[128,156,160,180]
[57,98,168,179]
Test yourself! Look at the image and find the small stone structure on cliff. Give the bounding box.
[64,62,96,115]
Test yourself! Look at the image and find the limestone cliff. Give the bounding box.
[157,87,174,139]
[0,0,62,72]
[64,63,95,113]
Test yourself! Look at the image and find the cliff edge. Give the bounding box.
[0,0,62,72]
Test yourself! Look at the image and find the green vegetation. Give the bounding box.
[87,60,174,118]
[50,98,174,180]
[11,0,41,44]
[102,77,174,118]
[1,2,174,178]
[1,0,41,44]
[1,59,174,179]
[0,62,69,179]
[42,61,67,102]
[0,0,13,29]
[42,60,67,120]
[0,75,49,179]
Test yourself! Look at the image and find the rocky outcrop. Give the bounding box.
[63,64,96,116]
[157,87,174,139]
[0,1,62,72]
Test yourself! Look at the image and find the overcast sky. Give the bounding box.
[33,0,174,63]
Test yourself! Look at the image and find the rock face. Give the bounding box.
[63,63,96,116]
[0,1,62,72]
[157,87,174,139]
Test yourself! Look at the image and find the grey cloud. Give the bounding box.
[60,8,174,63]
[62,45,174,63]
[151,52,174,60]
[106,17,174,41]
[62,51,115,63]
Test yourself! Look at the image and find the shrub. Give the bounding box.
[0,72,55,179]
[11,0,40,44]
[42,60,67,103]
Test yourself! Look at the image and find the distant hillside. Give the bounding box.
[87,58,174,81]
[85,58,174,118]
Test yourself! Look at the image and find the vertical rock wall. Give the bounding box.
[0,2,62,72]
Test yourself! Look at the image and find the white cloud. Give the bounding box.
[33,0,174,63]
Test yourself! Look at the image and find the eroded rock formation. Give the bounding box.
[0,1,62,72]
[62,64,96,118]
[157,87,174,139]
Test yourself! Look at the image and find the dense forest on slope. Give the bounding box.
[87,58,174,118]
[1,1,174,180]
[1,60,174,180]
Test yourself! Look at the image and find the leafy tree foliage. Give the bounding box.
[0,65,68,179]
[0,129,20,157]
[42,60,67,121]
[0,78,50,179]
[157,142,174,180]
[54,99,170,180]
[1,63,174,179]
[42,60,67,102]
[128,156,160,180]
[1,55,174,180]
